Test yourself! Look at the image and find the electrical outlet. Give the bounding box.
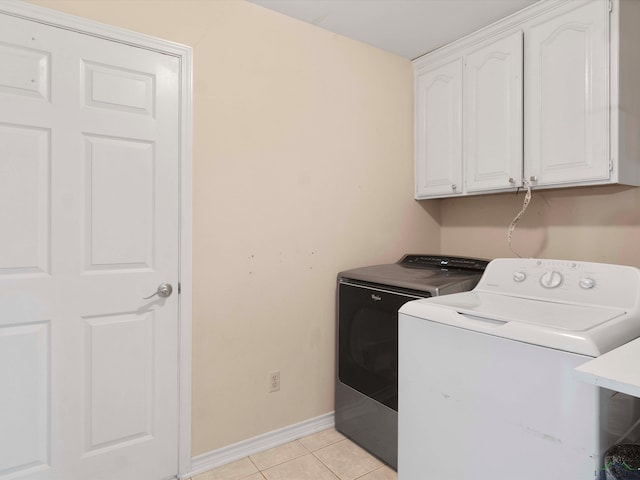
[268,370,280,393]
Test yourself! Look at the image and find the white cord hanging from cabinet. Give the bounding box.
[507,179,532,258]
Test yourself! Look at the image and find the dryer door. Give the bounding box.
[338,281,426,410]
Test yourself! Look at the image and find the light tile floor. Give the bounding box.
[189,428,397,480]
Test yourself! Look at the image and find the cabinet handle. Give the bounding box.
[529,175,538,182]
[451,184,457,190]
[508,177,515,184]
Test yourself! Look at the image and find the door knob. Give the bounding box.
[143,283,173,299]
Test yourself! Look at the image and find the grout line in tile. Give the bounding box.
[310,449,342,479]
[247,455,260,471]
[312,438,387,480]
[352,464,392,480]
[313,452,343,480]
[249,439,311,471]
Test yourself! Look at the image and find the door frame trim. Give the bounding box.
[0,1,194,476]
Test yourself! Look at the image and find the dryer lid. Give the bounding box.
[338,255,488,295]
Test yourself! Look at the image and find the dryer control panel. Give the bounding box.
[475,258,640,309]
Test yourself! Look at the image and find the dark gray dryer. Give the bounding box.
[335,254,488,469]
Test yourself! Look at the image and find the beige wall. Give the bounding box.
[26,0,440,455]
[439,184,640,267]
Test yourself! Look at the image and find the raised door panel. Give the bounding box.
[0,41,50,101]
[415,58,463,198]
[84,313,155,453]
[0,124,50,276]
[524,0,609,187]
[0,323,50,479]
[465,31,523,193]
[84,135,155,271]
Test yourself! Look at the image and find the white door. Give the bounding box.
[415,58,463,198]
[524,0,609,187]
[465,31,523,193]
[0,12,180,480]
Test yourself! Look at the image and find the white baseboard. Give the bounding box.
[185,411,335,478]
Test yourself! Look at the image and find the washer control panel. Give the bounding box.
[477,258,640,309]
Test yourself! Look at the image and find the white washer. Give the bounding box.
[398,258,640,480]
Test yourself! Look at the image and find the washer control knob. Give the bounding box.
[513,271,526,282]
[540,270,563,289]
[579,277,596,289]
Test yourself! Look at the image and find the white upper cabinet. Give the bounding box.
[415,58,463,198]
[465,31,523,193]
[413,0,640,199]
[524,0,609,187]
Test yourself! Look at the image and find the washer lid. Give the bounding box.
[399,292,640,357]
[429,292,626,331]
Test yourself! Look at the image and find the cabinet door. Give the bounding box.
[524,0,609,187]
[415,58,463,198]
[465,31,523,193]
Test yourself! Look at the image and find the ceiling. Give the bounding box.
[247,0,539,60]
